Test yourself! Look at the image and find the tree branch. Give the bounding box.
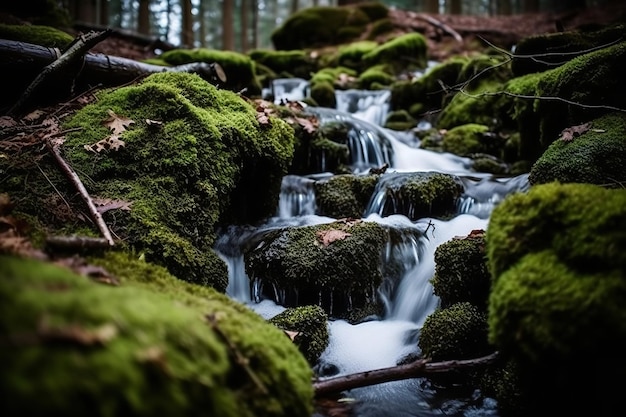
[313,352,499,397]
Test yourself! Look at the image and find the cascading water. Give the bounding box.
[217,79,530,417]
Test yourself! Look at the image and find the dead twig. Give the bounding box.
[45,139,114,246]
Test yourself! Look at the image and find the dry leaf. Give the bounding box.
[85,135,125,153]
[23,110,46,123]
[294,116,318,134]
[104,109,134,134]
[284,330,300,341]
[93,197,133,213]
[317,229,352,247]
[560,122,591,142]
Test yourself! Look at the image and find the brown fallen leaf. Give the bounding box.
[317,229,352,247]
[38,318,118,346]
[560,122,591,142]
[104,109,134,134]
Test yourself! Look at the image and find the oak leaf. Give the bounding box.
[317,229,352,247]
[104,109,134,134]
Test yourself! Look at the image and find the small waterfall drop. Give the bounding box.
[335,89,391,126]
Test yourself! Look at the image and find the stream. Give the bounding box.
[216,79,529,416]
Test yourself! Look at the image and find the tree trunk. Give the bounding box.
[181,0,194,47]
[251,0,259,50]
[424,0,439,14]
[496,0,512,15]
[523,0,540,13]
[138,0,151,35]
[222,0,235,50]
[448,0,462,14]
[241,0,249,52]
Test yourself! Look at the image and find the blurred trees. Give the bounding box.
[3,0,615,52]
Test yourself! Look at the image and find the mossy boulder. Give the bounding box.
[314,173,379,218]
[418,302,491,361]
[248,49,317,81]
[159,48,261,95]
[1,0,72,27]
[529,112,626,186]
[244,219,387,318]
[486,181,626,412]
[535,40,626,149]
[372,172,463,220]
[431,230,490,310]
[384,109,418,131]
[336,41,379,71]
[271,3,388,50]
[486,182,626,280]
[0,253,314,416]
[43,72,295,290]
[269,305,329,365]
[358,64,395,90]
[511,24,626,76]
[363,33,428,74]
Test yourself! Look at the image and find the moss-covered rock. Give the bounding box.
[336,41,379,71]
[442,123,490,156]
[535,40,626,148]
[511,24,626,76]
[486,182,626,280]
[248,49,317,81]
[270,2,388,51]
[363,33,428,74]
[1,0,72,27]
[529,112,626,186]
[418,302,491,361]
[373,172,463,220]
[11,72,296,290]
[384,109,418,131]
[244,219,387,317]
[358,64,395,89]
[431,230,490,310]
[269,305,329,365]
[0,253,314,416]
[159,48,261,95]
[314,173,379,218]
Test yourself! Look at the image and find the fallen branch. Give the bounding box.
[313,351,499,397]
[45,139,115,246]
[46,235,112,250]
[414,13,463,43]
[8,30,112,116]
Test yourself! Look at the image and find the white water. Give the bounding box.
[218,79,528,417]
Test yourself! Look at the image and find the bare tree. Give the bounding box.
[241,0,249,52]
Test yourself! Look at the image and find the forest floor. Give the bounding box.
[87,3,626,63]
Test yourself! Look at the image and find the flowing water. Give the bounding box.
[216,79,529,416]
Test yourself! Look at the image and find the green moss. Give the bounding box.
[269,305,329,365]
[271,6,370,50]
[159,48,261,95]
[336,41,378,71]
[355,1,389,20]
[56,72,295,290]
[529,112,626,186]
[418,302,491,361]
[248,49,316,80]
[0,253,314,416]
[0,23,73,48]
[431,232,490,310]
[358,64,395,89]
[366,18,395,40]
[244,220,387,316]
[363,33,427,74]
[314,174,379,218]
[486,182,626,280]
[377,172,463,220]
[436,81,503,130]
[535,40,626,147]
[310,80,337,108]
[442,123,491,156]
[384,109,417,131]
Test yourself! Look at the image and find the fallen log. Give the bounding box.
[0,39,224,114]
[313,351,499,397]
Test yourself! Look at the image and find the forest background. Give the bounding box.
[6,0,618,55]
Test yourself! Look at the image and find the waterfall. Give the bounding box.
[220,80,528,417]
